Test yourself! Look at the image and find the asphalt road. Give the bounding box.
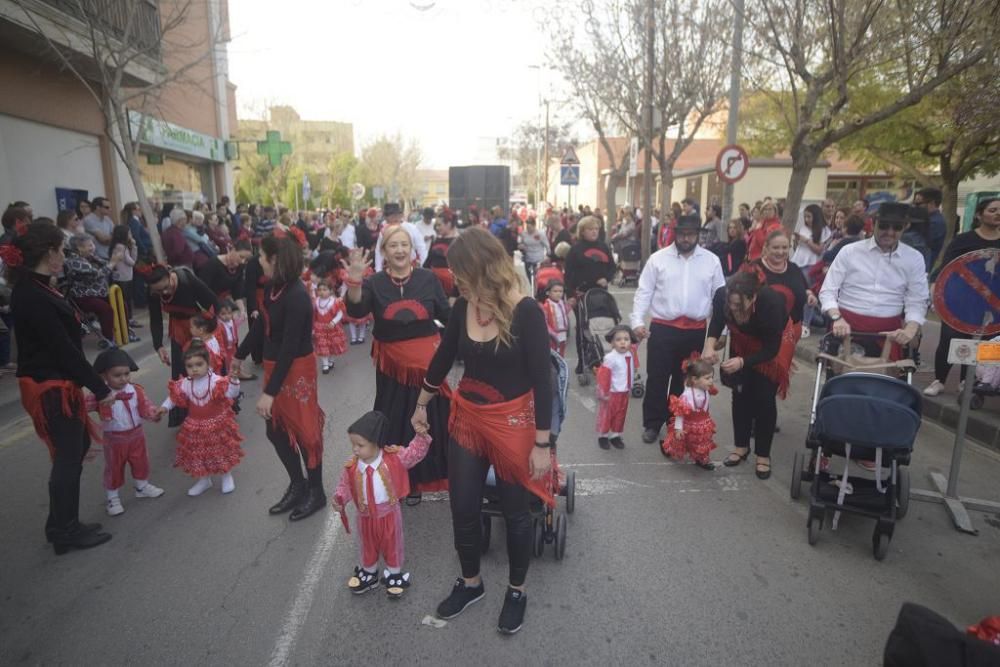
[2,287,999,666]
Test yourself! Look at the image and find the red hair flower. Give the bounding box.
[0,243,23,267]
[681,351,702,374]
[289,227,307,249]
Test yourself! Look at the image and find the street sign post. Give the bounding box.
[560,165,580,186]
[715,144,749,185]
[302,173,311,203]
[911,249,1000,534]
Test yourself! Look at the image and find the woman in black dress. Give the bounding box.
[702,271,795,480]
[344,225,451,504]
[748,228,817,339]
[411,227,553,635]
[232,235,327,521]
[6,223,113,554]
[563,216,616,375]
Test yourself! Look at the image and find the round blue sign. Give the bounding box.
[934,249,1000,335]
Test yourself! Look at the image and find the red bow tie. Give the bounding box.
[114,391,134,401]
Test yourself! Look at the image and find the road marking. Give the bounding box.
[267,512,342,667]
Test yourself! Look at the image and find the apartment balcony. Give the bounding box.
[0,0,163,86]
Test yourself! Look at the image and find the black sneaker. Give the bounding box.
[436,578,485,619]
[348,566,380,595]
[384,570,411,599]
[497,587,527,635]
[610,436,625,449]
[642,428,660,443]
[598,437,610,450]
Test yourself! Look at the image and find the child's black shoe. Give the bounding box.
[384,570,411,599]
[348,566,379,595]
[598,437,610,450]
[610,436,625,449]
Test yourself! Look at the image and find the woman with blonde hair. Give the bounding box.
[412,226,553,635]
[344,224,451,504]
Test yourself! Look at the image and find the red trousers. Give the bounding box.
[596,392,629,435]
[102,427,150,490]
[358,502,404,569]
[75,296,115,340]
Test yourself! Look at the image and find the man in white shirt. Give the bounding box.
[632,215,726,443]
[415,207,437,249]
[820,202,928,352]
[374,202,427,271]
[339,210,357,249]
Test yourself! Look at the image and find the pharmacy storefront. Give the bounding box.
[123,110,227,208]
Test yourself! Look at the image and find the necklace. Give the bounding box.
[388,269,412,296]
[34,276,64,299]
[761,257,786,273]
[474,304,495,327]
[189,373,212,401]
[269,283,287,302]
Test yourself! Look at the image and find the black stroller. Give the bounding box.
[575,287,645,397]
[790,333,921,560]
[616,240,641,287]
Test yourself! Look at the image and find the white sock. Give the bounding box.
[362,563,378,574]
[134,479,148,490]
[609,432,620,439]
[349,323,358,339]
[106,488,120,500]
[387,566,401,575]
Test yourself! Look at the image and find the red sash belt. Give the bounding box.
[263,354,324,469]
[730,319,799,399]
[449,389,554,507]
[372,335,439,387]
[652,316,706,330]
[19,378,100,460]
[839,308,905,360]
[430,267,455,295]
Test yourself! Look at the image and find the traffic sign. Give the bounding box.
[560,146,580,165]
[947,339,980,365]
[715,144,749,184]
[628,138,638,177]
[302,173,311,201]
[560,165,580,186]
[934,249,1000,336]
[350,183,366,201]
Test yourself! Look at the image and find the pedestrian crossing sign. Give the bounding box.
[560,165,580,186]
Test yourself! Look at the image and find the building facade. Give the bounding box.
[236,106,354,174]
[0,0,237,218]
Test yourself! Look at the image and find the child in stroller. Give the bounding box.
[616,240,641,287]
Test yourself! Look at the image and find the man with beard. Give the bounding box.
[631,215,725,444]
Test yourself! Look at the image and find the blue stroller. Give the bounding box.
[481,350,576,560]
[790,333,921,560]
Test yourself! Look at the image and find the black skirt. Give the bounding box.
[374,369,449,489]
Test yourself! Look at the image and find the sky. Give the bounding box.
[228,0,566,169]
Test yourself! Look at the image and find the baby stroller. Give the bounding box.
[575,287,645,397]
[616,240,641,287]
[790,332,921,561]
[481,350,576,560]
[968,335,1000,410]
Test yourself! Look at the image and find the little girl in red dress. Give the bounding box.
[161,344,244,496]
[661,357,717,470]
[312,280,347,374]
[189,314,225,375]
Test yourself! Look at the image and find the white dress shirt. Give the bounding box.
[819,237,929,324]
[358,452,389,505]
[339,223,356,249]
[631,244,726,329]
[102,383,148,432]
[603,349,634,392]
[374,221,428,272]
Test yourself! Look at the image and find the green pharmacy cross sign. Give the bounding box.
[257,130,292,166]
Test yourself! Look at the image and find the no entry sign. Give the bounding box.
[934,248,1000,336]
[715,144,749,184]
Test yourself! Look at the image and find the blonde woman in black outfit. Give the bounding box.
[411,227,553,635]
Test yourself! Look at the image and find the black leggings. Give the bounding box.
[934,323,970,384]
[43,389,92,538]
[448,438,532,587]
[268,421,324,489]
[731,371,778,458]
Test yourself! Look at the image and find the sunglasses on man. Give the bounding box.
[877,221,905,232]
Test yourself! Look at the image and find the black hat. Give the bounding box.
[877,203,911,224]
[604,324,638,344]
[422,207,434,219]
[348,410,389,448]
[93,348,138,374]
[676,215,701,232]
[383,202,402,217]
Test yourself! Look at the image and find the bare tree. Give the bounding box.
[11,0,228,262]
[742,0,999,230]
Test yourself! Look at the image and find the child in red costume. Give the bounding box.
[661,357,717,470]
[188,314,225,374]
[161,344,244,497]
[331,410,431,599]
[540,280,570,357]
[86,348,166,516]
[215,299,240,372]
[595,325,638,450]
[312,280,347,374]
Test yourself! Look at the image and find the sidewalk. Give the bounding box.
[794,318,1000,453]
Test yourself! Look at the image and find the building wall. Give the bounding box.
[671,165,830,218]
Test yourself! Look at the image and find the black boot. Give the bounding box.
[51,523,112,555]
[289,487,327,522]
[269,480,308,515]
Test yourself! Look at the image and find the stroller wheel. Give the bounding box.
[873,530,891,561]
[554,513,567,560]
[532,517,545,557]
[790,450,804,500]
[896,467,910,520]
[631,383,645,398]
[807,515,822,546]
[577,373,590,387]
[480,515,492,553]
[565,470,576,515]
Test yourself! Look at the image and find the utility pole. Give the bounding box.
[542,100,550,206]
[640,0,655,265]
[722,0,744,223]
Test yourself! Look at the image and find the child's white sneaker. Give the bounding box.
[220,473,235,494]
[187,477,213,496]
[135,482,165,498]
[106,496,125,516]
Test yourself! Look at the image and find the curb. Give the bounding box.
[793,340,1000,454]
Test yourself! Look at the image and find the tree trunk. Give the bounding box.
[782,150,817,231]
[940,157,961,247]
[110,102,165,263]
[658,160,673,217]
[606,169,624,234]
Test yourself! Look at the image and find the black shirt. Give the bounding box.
[149,267,221,350]
[752,259,808,323]
[236,279,313,396]
[425,297,552,430]
[196,255,245,300]
[718,239,747,276]
[244,256,267,316]
[12,271,109,399]
[708,286,787,368]
[933,230,1000,280]
[424,236,456,269]
[345,269,450,342]
[564,239,615,294]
